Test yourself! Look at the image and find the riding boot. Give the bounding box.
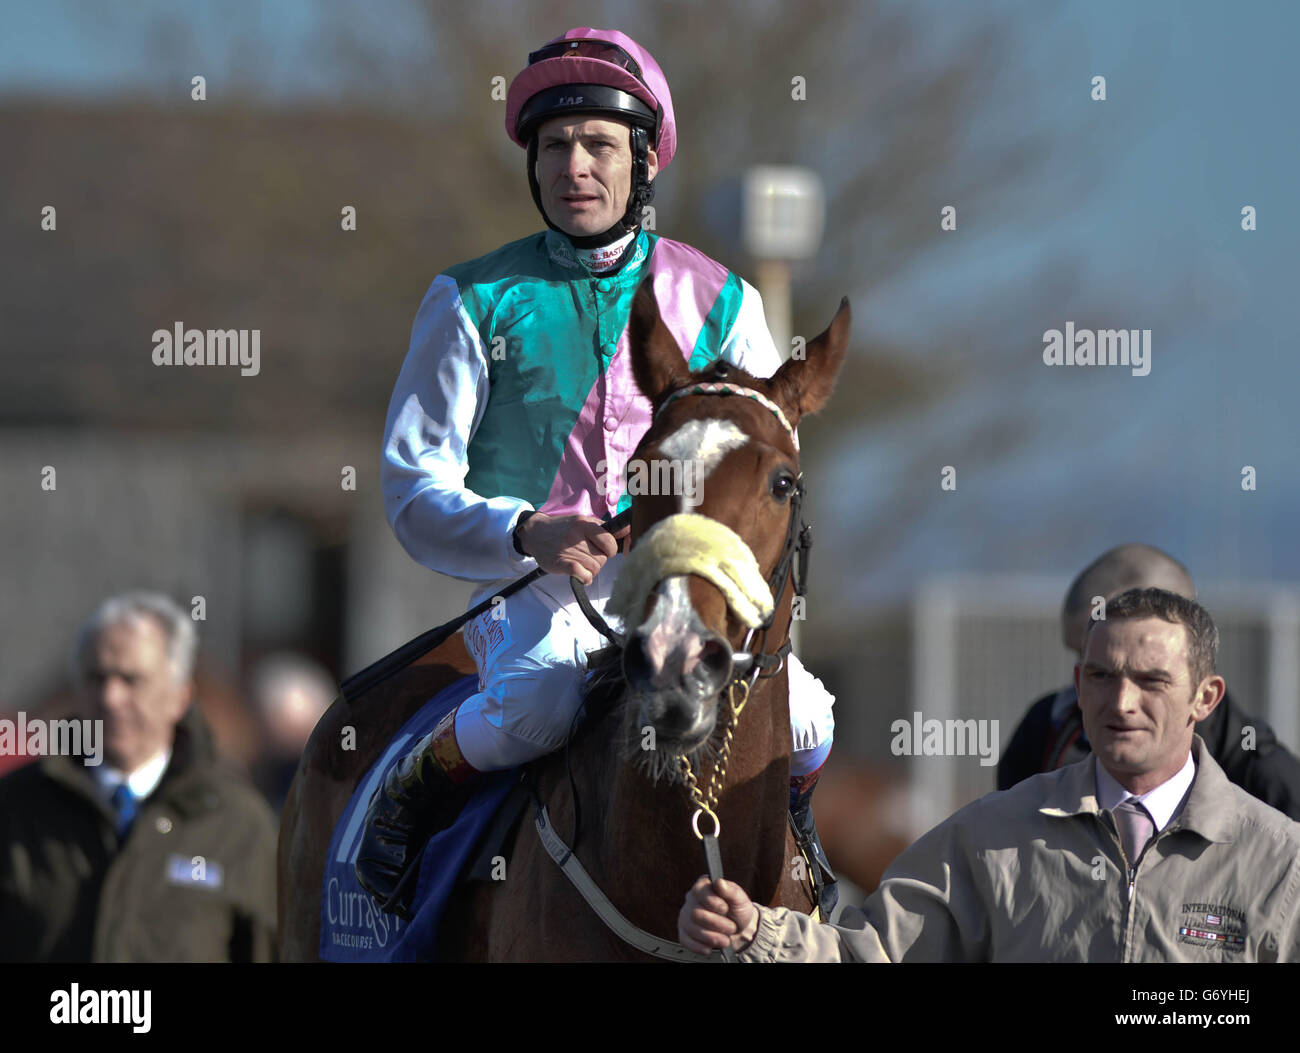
[789,764,839,921]
[354,707,479,919]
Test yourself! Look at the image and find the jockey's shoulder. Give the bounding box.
[647,231,707,256]
[640,232,732,278]
[440,230,553,287]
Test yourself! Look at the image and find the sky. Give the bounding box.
[826,0,1300,605]
[0,0,425,102]
[3,0,1296,609]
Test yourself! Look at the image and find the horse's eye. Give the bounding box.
[770,474,795,500]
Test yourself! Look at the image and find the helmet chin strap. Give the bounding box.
[526,125,655,252]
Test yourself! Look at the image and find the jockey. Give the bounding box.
[356,27,838,919]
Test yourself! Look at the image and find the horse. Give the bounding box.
[277,279,851,961]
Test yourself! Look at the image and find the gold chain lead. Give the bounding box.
[680,679,750,839]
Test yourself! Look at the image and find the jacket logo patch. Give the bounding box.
[166,854,224,891]
[464,609,512,690]
[547,240,578,270]
[1178,901,1246,952]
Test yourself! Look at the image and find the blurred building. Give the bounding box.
[1,430,473,735]
[1,101,493,743]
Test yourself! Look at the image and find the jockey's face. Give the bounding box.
[535,115,658,237]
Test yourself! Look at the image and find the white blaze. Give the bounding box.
[656,418,749,512]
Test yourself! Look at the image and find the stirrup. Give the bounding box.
[355,715,475,918]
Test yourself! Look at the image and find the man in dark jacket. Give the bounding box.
[0,592,278,962]
[997,545,1300,820]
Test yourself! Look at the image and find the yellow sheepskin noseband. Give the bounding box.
[609,514,774,630]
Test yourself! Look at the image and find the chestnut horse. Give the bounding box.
[278,280,850,961]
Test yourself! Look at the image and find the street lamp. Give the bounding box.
[742,166,826,658]
[742,166,826,360]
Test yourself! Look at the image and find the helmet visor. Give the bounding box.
[517,84,656,143]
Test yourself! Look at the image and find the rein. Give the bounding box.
[533,379,816,962]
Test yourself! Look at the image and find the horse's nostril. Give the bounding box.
[695,637,733,690]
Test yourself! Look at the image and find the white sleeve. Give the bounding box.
[787,652,836,753]
[718,278,784,380]
[381,274,539,583]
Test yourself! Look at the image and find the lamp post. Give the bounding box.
[742,166,826,658]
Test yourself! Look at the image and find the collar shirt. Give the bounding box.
[573,229,636,273]
[91,748,171,806]
[1094,750,1196,833]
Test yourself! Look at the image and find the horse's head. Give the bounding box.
[608,279,850,762]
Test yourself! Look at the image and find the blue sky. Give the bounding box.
[0,0,426,101]
[825,0,1300,606]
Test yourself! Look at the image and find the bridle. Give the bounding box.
[654,380,811,689]
[533,378,816,962]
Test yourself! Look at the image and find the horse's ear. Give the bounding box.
[765,297,851,424]
[628,278,692,405]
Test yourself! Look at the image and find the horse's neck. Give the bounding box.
[576,671,793,938]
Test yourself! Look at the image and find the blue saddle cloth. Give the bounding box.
[319,674,520,962]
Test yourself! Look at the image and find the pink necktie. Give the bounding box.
[1114,799,1155,865]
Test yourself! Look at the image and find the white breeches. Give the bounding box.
[453,552,835,776]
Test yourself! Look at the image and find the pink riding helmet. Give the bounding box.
[505,27,677,172]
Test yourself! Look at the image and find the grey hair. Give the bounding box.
[72,591,198,685]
